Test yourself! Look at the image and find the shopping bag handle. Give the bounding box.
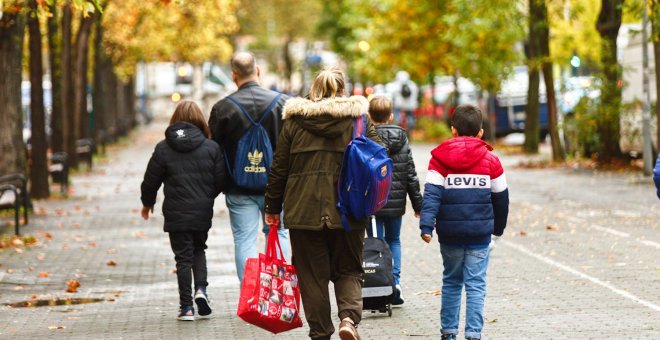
[266,223,285,262]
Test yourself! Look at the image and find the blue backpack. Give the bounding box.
[225,94,283,191]
[337,116,393,231]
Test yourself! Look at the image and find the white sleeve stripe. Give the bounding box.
[491,173,508,193]
[426,170,445,186]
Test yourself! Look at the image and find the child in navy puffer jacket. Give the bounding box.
[420,104,509,340]
[140,101,226,321]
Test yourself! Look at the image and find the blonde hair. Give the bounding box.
[368,95,392,123]
[308,67,345,101]
[169,101,211,138]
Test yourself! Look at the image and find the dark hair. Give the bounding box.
[451,104,483,137]
[170,100,211,138]
[231,52,256,80]
[369,96,392,123]
[308,67,345,101]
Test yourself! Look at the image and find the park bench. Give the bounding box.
[76,138,95,170]
[0,173,29,235]
[49,152,68,194]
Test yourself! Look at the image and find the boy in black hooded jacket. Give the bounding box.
[140,101,226,321]
[367,95,423,307]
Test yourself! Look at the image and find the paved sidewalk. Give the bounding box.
[1,118,659,339]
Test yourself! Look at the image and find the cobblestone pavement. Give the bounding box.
[1,118,658,339]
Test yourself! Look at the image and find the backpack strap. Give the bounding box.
[353,115,367,138]
[226,93,283,126]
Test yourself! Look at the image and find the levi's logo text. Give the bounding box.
[245,149,266,173]
[445,174,490,189]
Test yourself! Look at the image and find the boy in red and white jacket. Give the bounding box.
[420,104,509,340]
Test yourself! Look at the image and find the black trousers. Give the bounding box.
[168,231,209,306]
[290,227,365,340]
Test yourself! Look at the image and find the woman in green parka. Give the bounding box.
[265,67,381,340]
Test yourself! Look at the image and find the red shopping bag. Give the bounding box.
[237,225,302,333]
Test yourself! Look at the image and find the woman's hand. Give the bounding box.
[141,206,154,220]
[265,213,281,227]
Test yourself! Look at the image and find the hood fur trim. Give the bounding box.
[283,96,369,119]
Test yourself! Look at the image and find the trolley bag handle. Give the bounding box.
[266,223,285,261]
[370,216,377,238]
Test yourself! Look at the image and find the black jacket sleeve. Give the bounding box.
[213,144,227,197]
[140,147,166,207]
[406,144,423,213]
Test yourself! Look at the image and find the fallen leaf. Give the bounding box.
[36,207,47,215]
[134,231,146,238]
[30,294,38,299]
[48,325,66,330]
[73,236,83,242]
[62,243,69,250]
[487,318,498,324]
[55,209,67,216]
[74,205,81,211]
[12,238,24,247]
[56,223,64,228]
[43,232,53,240]
[106,261,117,267]
[14,285,24,290]
[7,268,14,273]
[519,230,527,236]
[15,248,23,254]
[545,225,560,231]
[27,266,35,272]
[66,280,80,293]
[70,223,81,229]
[38,272,50,278]
[106,297,116,302]
[88,242,97,247]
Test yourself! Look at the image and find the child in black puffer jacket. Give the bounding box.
[140,101,226,321]
[368,95,423,307]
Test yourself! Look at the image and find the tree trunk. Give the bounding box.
[652,1,660,152]
[283,33,293,87]
[62,2,77,167]
[75,14,95,141]
[0,10,27,175]
[539,0,565,161]
[596,0,624,161]
[48,2,64,154]
[524,0,542,154]
[93,13,105,150]
[28,0,50,199]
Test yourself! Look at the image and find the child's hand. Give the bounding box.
[421,234,432,243]
[141,206,153,220]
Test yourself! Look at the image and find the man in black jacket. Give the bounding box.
[208,52,290,282]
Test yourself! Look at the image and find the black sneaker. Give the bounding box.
[177,305,194,321]
[194,287,212,318]
[392,285,404,307]
[440,334,456,340]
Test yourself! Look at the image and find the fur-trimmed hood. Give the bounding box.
[282,96,369,119]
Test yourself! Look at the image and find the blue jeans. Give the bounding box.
[439,245,490,339]
[225,194,290,282]
[366,216,402,285]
